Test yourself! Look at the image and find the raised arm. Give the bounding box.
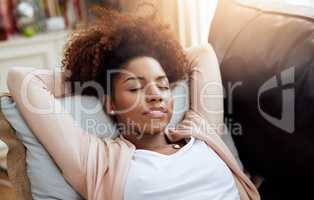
[178,44,224,135]
[7,67,94,196]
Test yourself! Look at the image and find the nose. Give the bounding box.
[145,84,163,103]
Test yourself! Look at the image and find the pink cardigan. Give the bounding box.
[7,45,260,200]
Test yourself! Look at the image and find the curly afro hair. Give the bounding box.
[62,8,191,97]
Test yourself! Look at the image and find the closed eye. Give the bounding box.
[159,86,169,90]
[129,87,143,92]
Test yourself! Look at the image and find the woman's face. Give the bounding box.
[107,56,174,137]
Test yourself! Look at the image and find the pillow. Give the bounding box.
[0,80,190,200]
[1,96,84,200]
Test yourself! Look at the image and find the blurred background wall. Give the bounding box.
[0,0,218,92]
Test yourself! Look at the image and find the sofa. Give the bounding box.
[209,0,314,199]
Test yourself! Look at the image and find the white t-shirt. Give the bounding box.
[124,137,240,200]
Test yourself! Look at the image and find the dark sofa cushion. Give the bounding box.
[209,0,314,198]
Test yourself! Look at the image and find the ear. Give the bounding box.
[102,95,116,115]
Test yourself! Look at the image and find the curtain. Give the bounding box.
[166,0,217,47]
[119,0,218,48]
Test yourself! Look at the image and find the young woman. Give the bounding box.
[7,9,260,200]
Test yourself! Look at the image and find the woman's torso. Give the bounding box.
[123,137,240,200]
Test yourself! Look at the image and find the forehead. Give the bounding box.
[121,57,166,79]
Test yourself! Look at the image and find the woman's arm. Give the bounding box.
[7,67,94,194]
[177,44,224,135]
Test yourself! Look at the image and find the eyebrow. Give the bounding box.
[123,75,167,83]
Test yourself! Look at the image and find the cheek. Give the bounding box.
[115,92,141,111]
[113,91,144,122]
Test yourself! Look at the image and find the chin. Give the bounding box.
[138,122,169,135]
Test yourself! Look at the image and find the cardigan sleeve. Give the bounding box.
[176,44,224,136]
[7,67,106,197]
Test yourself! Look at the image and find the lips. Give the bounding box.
[143,107,168,118]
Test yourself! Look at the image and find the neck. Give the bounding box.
[122,130,169,150]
